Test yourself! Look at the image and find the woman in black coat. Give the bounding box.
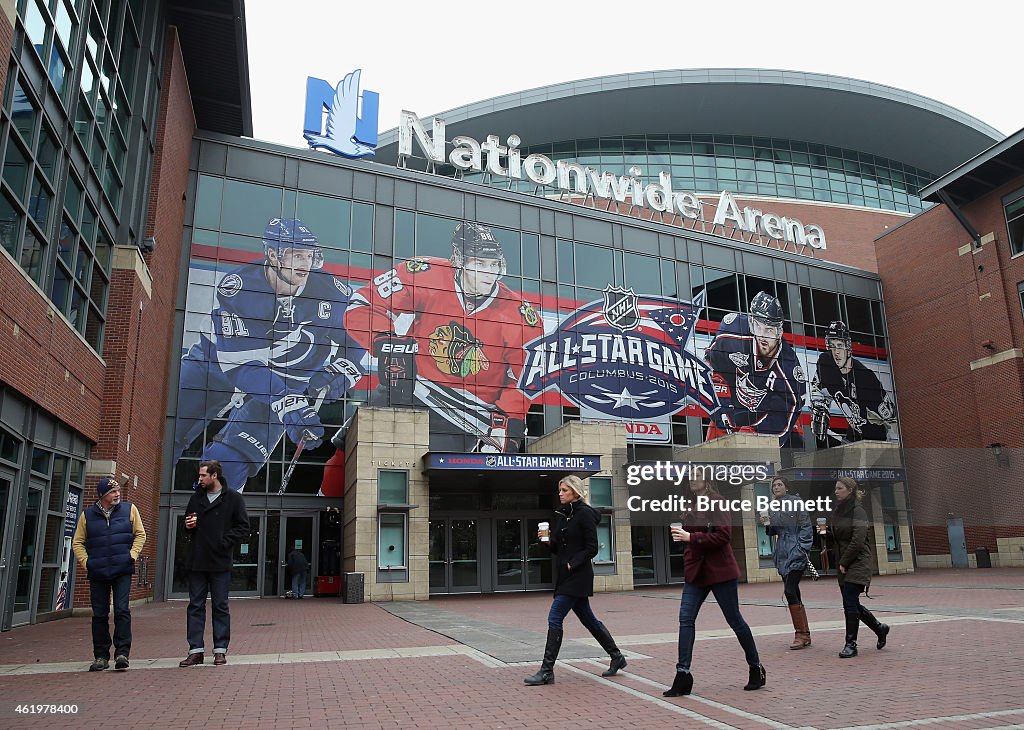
[524,475,626,685]
[826,477,890,658]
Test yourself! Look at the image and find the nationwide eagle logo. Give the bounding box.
[429,321,490,377]
[519,291,721,419]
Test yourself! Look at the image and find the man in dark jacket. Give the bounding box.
[72,476,147,672]
[179,460,249,667]
[286,546,309,599]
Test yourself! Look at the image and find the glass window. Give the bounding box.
[394,209,414,259]
[29,177,51,229]
[193,175,223,231]
[221,180,282,236]
[589,477,612,508]
[624,252,660,295]
[556,238,574,284]
[574,242,613,290]
[20,228,45,283]
[0,193,19,258]
[48,47,69,99]
[54,0,74,51]
[378,470,408,504]
[753,482,773,558]
[1005,193,1024,256]
[11,79,37,141]
[292,192,349,250]
[521,233,539,279]
[845,296,873,335]
[414,212,455,259]
[24,1,48,56]
[350,202,374,253]
[3,140,30,201]
[378,514,406,568]
[704,269,740,313]
[62,174,81,219]
[51,261,72,309]
[595,515,613,563]
[811,289,841,326]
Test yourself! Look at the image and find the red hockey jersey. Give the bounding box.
[344,256,539,421]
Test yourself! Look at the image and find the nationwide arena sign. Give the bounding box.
[397,111,827,251]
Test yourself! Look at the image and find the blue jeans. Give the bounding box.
[187,571,232,654]
[90,573,133,659]
[291,572,307,599]
[840,581,866,615]
[676,579,760,673]
[547,594,603,633]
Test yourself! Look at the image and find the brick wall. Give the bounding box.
[70,28,196,610]
[0,3,12,102]
[876,178,1024,557]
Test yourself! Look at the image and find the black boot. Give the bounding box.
[839,612,859,658]
[743,664,766,691]
[524,628,562,685]
[662,670,693,697]
[590,623,627,676]
[858,605,890,649]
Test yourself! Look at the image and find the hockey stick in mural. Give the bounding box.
[278,388,328,496]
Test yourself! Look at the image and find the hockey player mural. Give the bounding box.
[703,291,807,447]
[170,197,900,496]
[810,320,897,445]
[344,222,535,452]
[172,218,365,491]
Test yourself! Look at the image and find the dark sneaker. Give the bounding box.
[88,657,109,672]
[114,655,129,670]
[213,652,227,666]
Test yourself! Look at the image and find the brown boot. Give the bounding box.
[788,604,811,649]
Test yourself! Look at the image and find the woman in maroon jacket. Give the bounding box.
[663,477,766,697]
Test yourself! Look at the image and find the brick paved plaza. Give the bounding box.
[1,568,1022,729]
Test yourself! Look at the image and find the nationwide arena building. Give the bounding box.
[0,1,1013,627]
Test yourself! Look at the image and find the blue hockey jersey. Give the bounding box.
[195,262,364,401]
[704,312,807,445]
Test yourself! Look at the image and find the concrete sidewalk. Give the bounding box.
[0,568,1021,729]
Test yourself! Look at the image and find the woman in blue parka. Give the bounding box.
[763,475,814,649]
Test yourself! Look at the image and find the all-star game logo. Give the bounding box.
[519,288,721,419]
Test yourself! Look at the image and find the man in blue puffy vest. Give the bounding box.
[72,476,147,672]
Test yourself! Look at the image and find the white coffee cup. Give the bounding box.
[759,510,770,525]
[816,517,827,534]
[669,522,683,541]
[538,521,550,542]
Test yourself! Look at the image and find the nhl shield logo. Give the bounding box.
[603,286,641,332]
[486,456,497,467]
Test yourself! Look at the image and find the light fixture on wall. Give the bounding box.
[989,442,1010,468]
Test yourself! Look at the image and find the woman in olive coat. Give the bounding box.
[827,476,890,657]
[763,475,814,649]
[524,476,626,685]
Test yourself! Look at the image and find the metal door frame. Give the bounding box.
[492,515,554,592]
[632,524,685,586]
[166,508,265,598]
[278,514,316,596]
[11,480,46,627]
[0,469,18,631]
[429,515,483,594]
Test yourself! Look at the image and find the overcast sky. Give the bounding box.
[246,0,1023,151]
